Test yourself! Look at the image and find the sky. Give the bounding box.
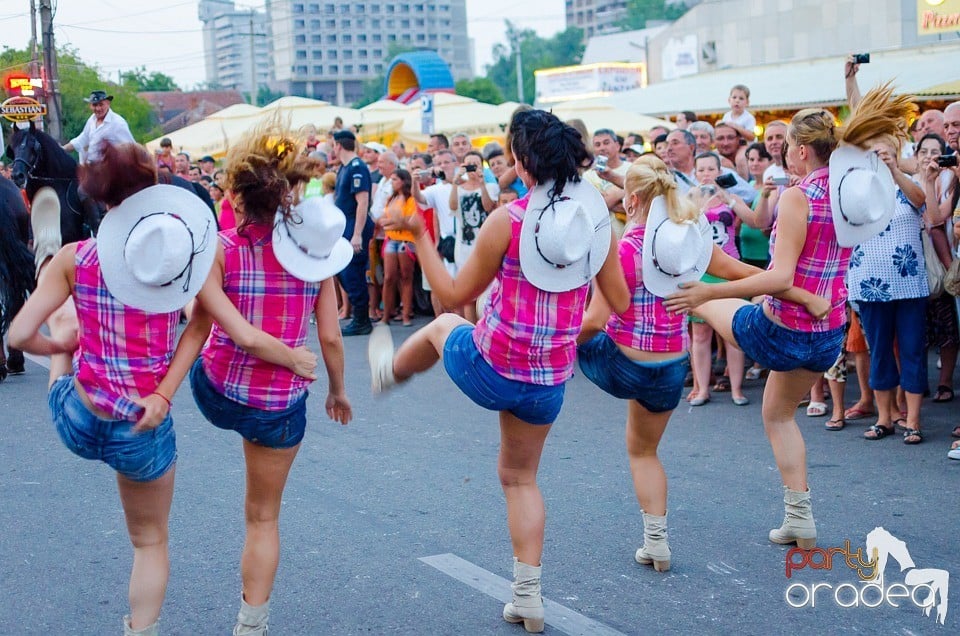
[0,0,566,90]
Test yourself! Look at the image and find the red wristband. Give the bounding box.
[152,391,172,408]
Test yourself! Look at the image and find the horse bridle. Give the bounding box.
[10,134,41,180]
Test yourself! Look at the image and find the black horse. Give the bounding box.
[0,175,35,382]
[6,122,102,243]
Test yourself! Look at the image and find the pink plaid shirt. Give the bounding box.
[202,224,321,410]
[473,196,589,386]
[73,240,180,421]
[606,224,688,352]
[766,166,850,332]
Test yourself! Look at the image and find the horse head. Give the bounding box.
[6,123,42,189]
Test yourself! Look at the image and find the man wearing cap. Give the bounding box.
[333,129,374,336]
[199,155,216,177]
[62,90,134,164]
[362,141,387,185]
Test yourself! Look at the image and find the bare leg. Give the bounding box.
[625,401,671,515]
[399,253,415,325]
[763,369,822,491]
[239,440,300,606]
[391,313,470,381]
[845,350,875,416]
[690,298,751,345]
[498,411,551,566]
[690,322,713,402]
[116,467,175,630]
[938,344,957,392]
[903,391,923,432]
[726,341,747,402]
[381,252,399,325]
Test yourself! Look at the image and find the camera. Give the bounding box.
[416,169,433,180]
[594,155,609,172]
[716,173,738,189]
[699,184,717,197]
[464,164,477,173]
[771,176,791,186]
[852,53,870,64]
[435,170,445,181]
[937,155,959,168]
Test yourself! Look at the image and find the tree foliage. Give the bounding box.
[485,23,584,104]
[120,67,180,92]
[256,85,286,107]
[454,78,503,105]
[0,46,160,144]
[620,0,689,31]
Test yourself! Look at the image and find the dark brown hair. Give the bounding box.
[78,142,157,208]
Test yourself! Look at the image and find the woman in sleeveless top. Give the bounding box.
[370,109,631,633]
[665,85,916,550]
[577,155,829,573]
[183,125,352,636]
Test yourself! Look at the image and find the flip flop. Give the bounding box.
[844,406,875,421]
[933,386,954,403]
[806,401,828,417]
[825,418,845,431]
[952,426,960,439]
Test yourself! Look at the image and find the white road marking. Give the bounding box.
[419,553,627,636]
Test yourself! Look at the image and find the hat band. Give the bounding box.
[837,154,879,228]
[650,218,701,278]
[532,196,610,276]
[126,212,211,293]
[282,219,333,260]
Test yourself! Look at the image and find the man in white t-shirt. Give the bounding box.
[583,128,630,237]
[761,120,788,183]
[412,149,458,276]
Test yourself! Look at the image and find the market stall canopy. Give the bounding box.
[395,93,507,146]
[546,99,674,136]
[601,43,960,117]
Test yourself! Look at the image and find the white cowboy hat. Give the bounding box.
[519,179,612,293]
[273,195,353,283]
[641,196,713,298]
[97,184,216,313]
[829,144,896,248]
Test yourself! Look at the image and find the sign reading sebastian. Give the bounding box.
[918,0,960,35]
[1,96,47,123]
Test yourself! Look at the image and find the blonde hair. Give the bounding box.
[623,155,699,223]
[789,82,915,163]
[225,119,311,227]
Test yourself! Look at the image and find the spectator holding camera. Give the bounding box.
[449,151,498,321]
[584,128,629,236]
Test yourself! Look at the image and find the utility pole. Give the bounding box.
[28,0,39,77]
[38,0,62,139]
[249,11,257,105]
[513,34,524,104]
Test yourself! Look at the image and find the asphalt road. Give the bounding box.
[1,320,957,635]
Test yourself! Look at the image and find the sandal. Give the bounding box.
[933,385,954,403]
[806,401,828,417]
[892,418,910,433]
[844,406,875,421]
[712,377,731,392]
[902,428,923,444]
[864,424,895,440]
[952,426,960,439]
[825,418,845,431]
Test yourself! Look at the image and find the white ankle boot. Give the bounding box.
[768,487,817,549]
[634,511,671,572]
[502,558,544,633]
[123,615,159,636]
[233,594,269,636]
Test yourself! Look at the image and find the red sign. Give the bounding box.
[5,73,43,97]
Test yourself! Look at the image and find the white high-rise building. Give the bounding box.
[199,0,273,100]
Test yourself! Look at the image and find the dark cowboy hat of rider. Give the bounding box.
[84,90,114,104]
[97,184,215,313]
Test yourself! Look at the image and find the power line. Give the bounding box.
[65,1,197,26]
[58,23,203,34]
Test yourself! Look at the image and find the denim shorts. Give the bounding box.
[442,325,565,425]
[47,375,176,482]
[733,303,845,373]
[189,359,307,448]
[577,333,688,413]
[384,239,415,255]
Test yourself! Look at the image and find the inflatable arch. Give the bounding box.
[384,51,456,103]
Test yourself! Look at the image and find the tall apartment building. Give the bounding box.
[565,1,629,39]
[267,0,472,106]
[199,0,273,99]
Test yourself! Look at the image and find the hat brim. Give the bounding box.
[829,145,896,248]
[84,94,113,103]
[641,197,713,298]
[272,212,354,283]
[97,184,217,313]
[519,179,612,293]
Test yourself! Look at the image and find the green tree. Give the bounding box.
[620,0,689,31]
[121,67,180,92]
[485,23,584,104]
[0,46,161,143]
[454,78,503,104]
[256,85,286,106]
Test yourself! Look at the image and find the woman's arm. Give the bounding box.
[385,205,509,309]
[664,187,809,312]
[8,245,77,355]
[478,179,496,212]
[593,231,630,314]
[194,245,318,378]
[577,287,612,345]
[314,278,352,425]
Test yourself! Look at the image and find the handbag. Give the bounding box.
[438,235,456,263]
[921,226,946,299]
[944,257,960,297]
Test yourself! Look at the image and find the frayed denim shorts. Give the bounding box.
[48,375,176,482]
[577,333,688,413]
[189,359,307,449]
[733,303,844,373]
[442,325,565,425]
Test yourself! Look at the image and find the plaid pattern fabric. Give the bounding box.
[606,224,688,353]
[202,224,321,410]
[473,197,589,386]
[73,240,179,421]
[766,167,851,332]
